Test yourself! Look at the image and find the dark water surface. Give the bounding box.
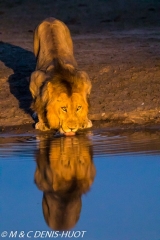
[0,129,160,240]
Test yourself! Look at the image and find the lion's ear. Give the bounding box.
[54,58,77,75]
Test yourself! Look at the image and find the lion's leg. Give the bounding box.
[79,118,92,130]
[83,119,92,129]
[33,98,50,131]
[30,70,47,100]
[30,71,50,131]
[34,103,50,131]
[85,119,92,128]
[35,114,50,131]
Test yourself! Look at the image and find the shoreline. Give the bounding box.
[0,121,160,137]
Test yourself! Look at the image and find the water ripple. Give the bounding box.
[0,130,160,160]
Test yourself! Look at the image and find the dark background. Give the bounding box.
[0,0,160,34]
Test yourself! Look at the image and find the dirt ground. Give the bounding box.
[1,0,160,132]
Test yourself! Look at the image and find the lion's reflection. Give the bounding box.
[34,135,96,230]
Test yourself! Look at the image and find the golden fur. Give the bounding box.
[34,135,96,230]
[29,17,92,133]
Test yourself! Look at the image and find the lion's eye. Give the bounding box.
[61,107,67,112]
[76,106,82,111]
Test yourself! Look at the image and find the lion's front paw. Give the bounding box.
[86,119,92,128]
[82,119,92,129]
[80,119,92,130]
[35,122,50,131]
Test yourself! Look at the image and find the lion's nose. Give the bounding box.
[67,124,78,132]
[67,120,78,132]
[68,126,77,132]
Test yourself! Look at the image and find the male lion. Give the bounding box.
[29,17,92,135]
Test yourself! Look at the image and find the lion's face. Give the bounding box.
[47,92,90,133]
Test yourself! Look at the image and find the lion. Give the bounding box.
[34,135,96,230]
[29,17,92,135]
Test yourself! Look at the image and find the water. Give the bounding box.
[0,129,160,240]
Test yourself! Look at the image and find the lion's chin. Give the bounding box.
[63,132,76,136]
[59,128,76,136]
